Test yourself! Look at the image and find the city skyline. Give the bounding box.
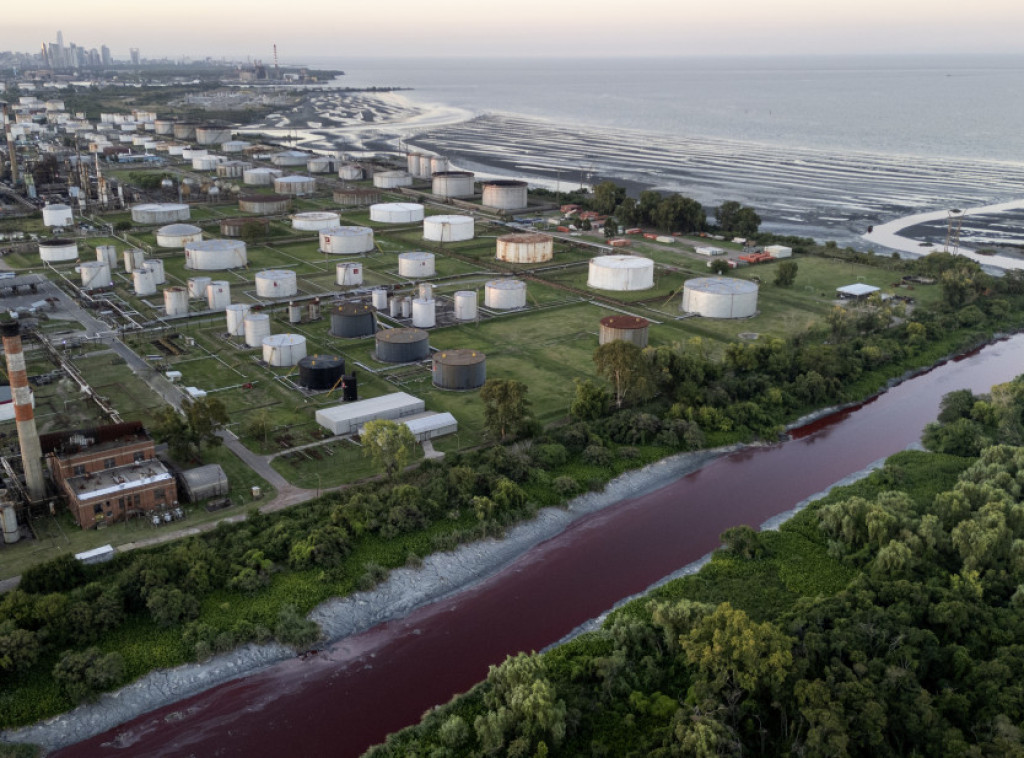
[4,0,1024,60]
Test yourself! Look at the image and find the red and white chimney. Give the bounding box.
[1,322,46,500]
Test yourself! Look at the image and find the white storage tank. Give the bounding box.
[255,269,298,298]
[164,286,189,316]
[80,261,111,290]
[123,248,146,273]
[154,119,176,135]
[431,171,474,198]
[187,276,212,299]
[243,167,282,185]
[216,160,250,178]
[181,149,208,160]
[192,154,223,171]
[588,255,655,291]
[423,215,474,242]
[132,203,190,224]
[291,211,341,231]
[412,298,436,328]
[185,239,248,270]
[371,288,388,310]
[336,262,363,286]
[337,163,363,181]
[482,180,529,211]
[406,152,424,177]
[430,156,450,174]
[485,279,527,310]
[418,154,432,179]
[42,203,74,227]
[225,303,250,335]
[454,290,478,321]
[167,145,186,156]
[133,266,156,296]
[288,302,303,323]
[307,156,334,173]
[96,244,118,270]
[207,280,231,310]
[38,238,78,262]
[271,150,309,167]
[244,312,271,347]
[274,175,316,196]
[681,277,759,319]
[319,226,374,255]
[418,283,433,301]
[238,194,291,214]
[398,252,436,278]
[156,223,203,248]
[195,125,232,145]
[262,334,307,367]
[372,170,413,189]
[221,140,249,153]
[370,203,424,224]
[173,123,198,140]
[146,258,166,284]
[497,233,553,263]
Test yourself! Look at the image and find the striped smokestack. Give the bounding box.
[1,322,46,500]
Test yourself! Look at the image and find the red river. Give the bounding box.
[54,336,1024,757]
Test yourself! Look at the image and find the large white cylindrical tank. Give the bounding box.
[319,226,374,255]
[389,297,401,317]
[288,302,303,324]
[338,163,363,181]
[38,239,78,262]
[274,175,316,196]
[481,180,529,211]
[373,170,413,189]
[244,313,271,347]
[96,245,118,270]
[243,167,282,185]
[185,239,248,270]
[216,160,250,178]
[371,288,388,310]
[370,203,424,224]
[418,283,433,301]
[164,286,189,316]
[42,203,74,227]
[262,334,307,367]
[173,122,198,140]
[221,140,248,153]
[207,280,231,310]
[291,211,340,231]
[484,279,527,310]
[407,152,424,177]
[255,269,297,298]
[412,298,436,328]
[397,252,436,278]
[187,276,212,299]
[271,150,309,166]
[430,156,450,175]
[156,223,203,248]
[132,203,190,224]
[192,154,223,171]
[417,155,432,179]
[225,303,250,335]
[336,262,364,286]
[454,290,478,321]
[133,266,156,296]
[431,171,474,198]
[80,261,111,290]
[423,215,474,242]
[154,119,176,135]
[123,248,146,273]
[496,233,554,263]
[587,255,655,291]
[167,145,186,157]
[307,156,333,173]
[195,126,232,145]
[681,277,759,319]
[146,258,166,284]
[401,297,412,318]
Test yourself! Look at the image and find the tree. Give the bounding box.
[733,206,761,236]
[480,379,531,442]
[571,378,610,421]
[594,341,654,409]
[637,190,663,226]
[150,396,229,461]
[616,197,640,228]
[362,419,417,479]
[592,181,625,215]
[603,216,618,239]
[717,200,742,232]
[709,258,731,275]
[52,647,125,703]
[774,260,798,287]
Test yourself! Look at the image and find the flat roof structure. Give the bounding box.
[837,283,881,298]
[66,461,174,502]
[316,392,425,436]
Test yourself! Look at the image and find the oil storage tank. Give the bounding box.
[221,140,248,153]
[423,215,474,242]
[187,276,212,299]
[330,302,376,338]
[96,245,118,270]
[274,175,316,196]
[370,202,424,224]
[337,164,363,181]
[397,251,435,277]
[681,277,759,318]
[482,180,528,211]
[216,160,250,178]
[238,193,290,214]
[146,258,166,284]
[123,248,146,272]
[164,286,189,316]
[133,266,156,295]
[220,217,268,238]
[412,298,436,328]
[225,303,250,335]
[156,223,202,248]
[599,315,650,348]
[484,279,527,310]
[79,261,111,290]
[432,349,486,390]
[185,239,247,270]
[172,122,198,140]
[372,170,412,189]
[454,291,478,321]
[243,312,271,347]
[271,150,309,167]
[336,262,363,286]
[262,334,307,367]
[243,167,283,186]
[334,187,379,206]
[255,269,297,298]
[307,156,334,173]
[132,203,190,224]
[588,255,655,291]
[192,154,223,171]
[496,233,553,263]
[297,354,345,390]
[207,280,231,310]
[195,125,232,145]
[376,328,430,363]
[42,203,74,227]
[431,171,474,198]
[320,226,374,255]
[38,238,78,262]
[406,152,424,177]
[291,211,340,231]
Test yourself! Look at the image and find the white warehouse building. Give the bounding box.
[315,392,425,436]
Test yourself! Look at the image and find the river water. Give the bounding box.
[54,335,1024,757]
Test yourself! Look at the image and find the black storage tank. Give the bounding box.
[330,301,376,338]
[341,372,358,402]
[376,327,430,363]
[432,349,486,390]
[297,354,345,390]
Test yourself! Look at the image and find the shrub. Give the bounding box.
[552,476,579,497]
[273,605,320,650]
[583,445,613,467]
[52,648,124,703]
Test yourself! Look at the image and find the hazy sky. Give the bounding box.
[5,0,1024,60]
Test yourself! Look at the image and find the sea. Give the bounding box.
[301,55,1024,248]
